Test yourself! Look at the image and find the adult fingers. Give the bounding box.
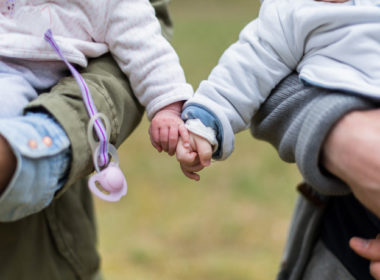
[370,261,380,280]
[350,236,380,261]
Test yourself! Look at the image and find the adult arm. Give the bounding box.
[322,106,380,280]
[252,73,380,279]
[322,109,380,218]
[251,73,374,196]
[253,73,380,218]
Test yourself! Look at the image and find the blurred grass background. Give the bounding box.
[96,0,302,279]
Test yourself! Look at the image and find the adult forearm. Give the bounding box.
[323,109,380,218]
[251,73,373,195]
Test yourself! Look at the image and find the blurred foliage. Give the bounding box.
[96,0,301,279]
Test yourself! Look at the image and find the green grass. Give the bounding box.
[96,1,301,279]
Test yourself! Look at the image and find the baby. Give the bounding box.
[0,0,193,155]
[176,0,379,179]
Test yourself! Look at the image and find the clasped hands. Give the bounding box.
[149,101,213,181]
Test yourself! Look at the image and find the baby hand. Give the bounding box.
[176,133,213,181]
[149,102,190,156]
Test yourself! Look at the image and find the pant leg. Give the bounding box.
[0,73,38,117]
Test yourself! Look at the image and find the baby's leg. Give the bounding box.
[0,73,38,118]
[0,58,66,118]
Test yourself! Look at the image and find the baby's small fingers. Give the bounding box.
[176,138,197,162]
[197,141,213,167]
[159,127,169,152]
[179,124,190,148]
[151,141,162,152]
[149,125,162,152]
[181,161,204,173]
[180,164,200,181]
[176,147,197,164]
[167,127,179,156]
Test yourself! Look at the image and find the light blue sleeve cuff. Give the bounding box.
[182,105,224,159]
[0,112,71,222]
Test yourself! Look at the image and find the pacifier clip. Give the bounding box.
[44,29,127,202]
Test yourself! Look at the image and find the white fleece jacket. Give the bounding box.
[0,0,193,119]
[185,0,380,159]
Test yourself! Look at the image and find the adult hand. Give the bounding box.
[323,109,380,219]
[0,135,16,194]
[350,235,380,279]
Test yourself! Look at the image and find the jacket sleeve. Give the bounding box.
[104,0,193,120]
[185,1,300,160]
[251,73,375,196]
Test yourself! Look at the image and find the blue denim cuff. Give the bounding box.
[0,112,71,221]
[182,105,223,159]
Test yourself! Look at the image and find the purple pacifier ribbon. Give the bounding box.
[44,29,109,166]
[44,29,128,202]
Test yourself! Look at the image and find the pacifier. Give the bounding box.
[87,113,127,202]
[88,160,127,202]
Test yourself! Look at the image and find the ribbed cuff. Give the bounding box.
[296,93,374,195]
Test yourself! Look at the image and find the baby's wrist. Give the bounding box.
[161,101,183,114]
[185,119,218,152]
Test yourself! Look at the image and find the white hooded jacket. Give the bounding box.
[185,0,380,159]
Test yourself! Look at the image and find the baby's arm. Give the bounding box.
[149,101,190,156]
[105,0,193,154]
[104,0,193,120]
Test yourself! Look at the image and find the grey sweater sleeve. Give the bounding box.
[251,73,374,196]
